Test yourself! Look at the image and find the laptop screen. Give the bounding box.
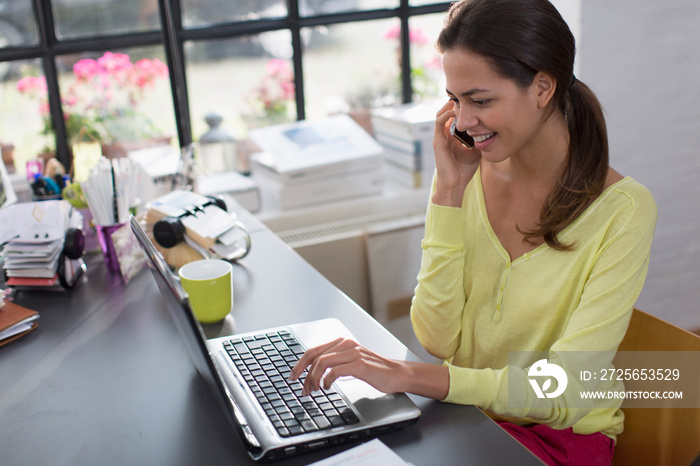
[129,216,241,429]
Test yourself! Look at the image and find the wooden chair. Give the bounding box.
[612,308,700,465]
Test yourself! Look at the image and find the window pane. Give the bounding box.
[182,0,287,28]
[2,59,46,177]
[56,47,175,153]
[300,0,398,17]
[409,14,445,102]
[185,32,296,151]
[303,18,401,123]
[52,0,160,39]
[0,2,39,50]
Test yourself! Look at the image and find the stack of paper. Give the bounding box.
[249,114,384,210]
[371,100,442,188]
[0,200,76,287]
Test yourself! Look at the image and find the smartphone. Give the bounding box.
[450,120,474,149]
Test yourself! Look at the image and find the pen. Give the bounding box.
[110,161,118,224]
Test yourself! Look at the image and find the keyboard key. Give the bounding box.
[341,409,360,424]
[301,420,318,432]
[328,415,345,427]
[312,416,331,430]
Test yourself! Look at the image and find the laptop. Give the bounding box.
[130,216,421,462]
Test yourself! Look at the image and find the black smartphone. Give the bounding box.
[450,120,474,149]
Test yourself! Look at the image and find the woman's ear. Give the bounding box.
[534,71,557,109]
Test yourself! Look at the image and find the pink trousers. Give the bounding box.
[497,421,615,466]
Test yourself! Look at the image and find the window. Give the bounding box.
[0,1,452,178]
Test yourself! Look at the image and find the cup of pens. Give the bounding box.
[81,157,138,274]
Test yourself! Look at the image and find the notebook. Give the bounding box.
[130,216,421,462]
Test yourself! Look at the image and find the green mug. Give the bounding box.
[178,259,233,323]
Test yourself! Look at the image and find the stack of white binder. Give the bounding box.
[249,114,384,210]
[370,100,442,189]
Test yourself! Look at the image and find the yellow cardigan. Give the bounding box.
[410,169,657,440]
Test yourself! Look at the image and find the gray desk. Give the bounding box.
[0,206,540,465]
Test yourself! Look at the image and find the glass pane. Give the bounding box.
[303,18,401,123]
[182,0,287,28]
[52,0,160,39]
[409,14,446,102]
[300,0,398,17]
[1,59,46,177]
[56,47,175,154]
[0,2,39,50]
[184,32,296,166]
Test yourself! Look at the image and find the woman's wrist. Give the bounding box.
[432,185,466,208]
[398,360,450,400]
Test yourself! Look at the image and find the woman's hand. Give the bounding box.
[289,338,404,395]
[289,338,450,400]
[432,101,482,207]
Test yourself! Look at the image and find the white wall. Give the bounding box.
[578,0,700,330]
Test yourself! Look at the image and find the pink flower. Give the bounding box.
[16,76,47,95]
[266,59,290,77]
[97,52,133,74]
[38,101,50,116]
[384,24,401,41]
[384,25,430,45]
[73,59,104,82]
[409,28,429,46]
[426,56,443,71]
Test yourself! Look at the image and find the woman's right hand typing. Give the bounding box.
[432,101,482,207]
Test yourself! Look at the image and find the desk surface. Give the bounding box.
[0,206,540,466]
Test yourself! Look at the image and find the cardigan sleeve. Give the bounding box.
[410,196,469,361]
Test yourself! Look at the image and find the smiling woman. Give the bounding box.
[293,2,657,466]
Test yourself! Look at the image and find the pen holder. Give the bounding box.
[95,223,126,273]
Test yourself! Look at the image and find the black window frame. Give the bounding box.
[0,0,451,169]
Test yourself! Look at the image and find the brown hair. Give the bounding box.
[437,0,609,250]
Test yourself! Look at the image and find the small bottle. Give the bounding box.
[199,113,242,175]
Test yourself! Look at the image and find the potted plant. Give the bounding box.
[17,52,169,159]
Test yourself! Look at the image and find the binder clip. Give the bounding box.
[58,227,87,289]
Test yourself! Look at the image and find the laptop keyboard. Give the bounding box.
[223,330,360,437]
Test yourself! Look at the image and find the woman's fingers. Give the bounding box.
[289,337,345,381]
[291,339,404,396]
[302,342,362,394]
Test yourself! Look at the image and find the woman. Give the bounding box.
[290,0,657,464]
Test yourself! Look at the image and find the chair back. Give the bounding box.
[612,308,700,465]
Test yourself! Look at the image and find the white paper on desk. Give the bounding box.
[180,204,235,240]
[1,200,65,243]
[308,439,412,466]
[0,315,39,341]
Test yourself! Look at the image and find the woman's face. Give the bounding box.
[443,47,547,164]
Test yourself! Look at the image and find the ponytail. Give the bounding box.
[522,78,609,250]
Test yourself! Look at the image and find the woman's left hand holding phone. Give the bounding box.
[432,101,481,208]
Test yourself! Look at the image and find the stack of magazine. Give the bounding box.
[249,114,384,210]
[370,100,442,189]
